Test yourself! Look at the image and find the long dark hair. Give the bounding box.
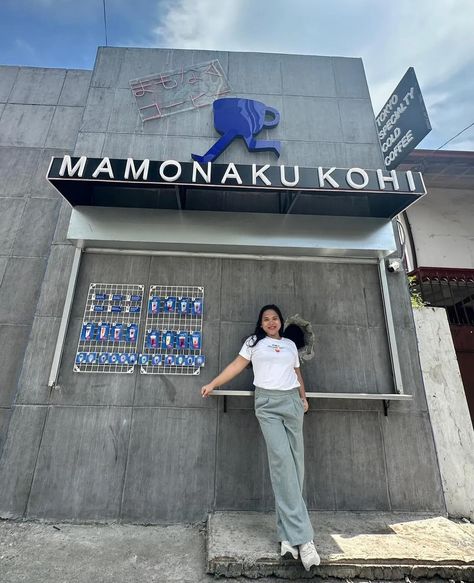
[248,304,285,347]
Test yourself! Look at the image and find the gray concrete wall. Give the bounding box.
[0,65,91,464]
[0,48,446,522]
[413,307,474,520]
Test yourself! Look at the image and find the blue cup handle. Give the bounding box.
[263,106,280,128]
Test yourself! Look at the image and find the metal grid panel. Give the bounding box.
[74,283,144,374]
[140,285,204,375]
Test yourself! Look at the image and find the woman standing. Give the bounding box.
[201,304,320,571]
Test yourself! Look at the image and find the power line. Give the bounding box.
[436,121,474,150]
[102,0,108,46]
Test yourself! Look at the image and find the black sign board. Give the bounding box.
[376,67,431,170]
[47,156,426,219]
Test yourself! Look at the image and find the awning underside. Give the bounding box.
[67,206,397,258]
[50,180,420,220]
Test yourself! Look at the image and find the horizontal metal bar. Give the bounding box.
[211,390,412,400]
[84,247,378,264]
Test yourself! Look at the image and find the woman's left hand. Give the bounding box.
[301,398,309,413]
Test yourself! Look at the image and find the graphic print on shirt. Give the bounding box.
[267,341,284,353]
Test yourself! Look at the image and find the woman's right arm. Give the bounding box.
[201,355,250,397]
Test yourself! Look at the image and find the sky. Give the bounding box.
[1,0,473,151]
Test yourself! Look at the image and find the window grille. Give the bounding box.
[411,268,474,326]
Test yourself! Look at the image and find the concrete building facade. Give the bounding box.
[0,47,446,523]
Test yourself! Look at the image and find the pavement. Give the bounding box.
[0,511,473,583]
[209,512,474,580]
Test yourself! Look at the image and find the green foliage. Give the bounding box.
[408,275,426,309]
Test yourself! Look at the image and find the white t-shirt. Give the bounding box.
[239,336,300,391]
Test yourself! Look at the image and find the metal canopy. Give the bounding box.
[67,206,397,258]
[47,156,426,220]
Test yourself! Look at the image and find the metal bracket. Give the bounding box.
[279,191,301,214]
[175,185,186,210]
[285,191,301,214]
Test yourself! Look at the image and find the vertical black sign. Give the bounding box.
[376,68,431,170]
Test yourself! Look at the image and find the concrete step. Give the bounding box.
[207,511,474,580]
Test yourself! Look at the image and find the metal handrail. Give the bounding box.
[212,390,412,400]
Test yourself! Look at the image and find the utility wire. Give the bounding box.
[436,121,474,150]
[102,0,109,46]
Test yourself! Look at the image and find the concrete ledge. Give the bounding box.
[207,511,474,580]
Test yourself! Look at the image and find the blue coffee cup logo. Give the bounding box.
[192,98,281,163]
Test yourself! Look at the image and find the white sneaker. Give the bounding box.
[299,540,321,571]
[280,540,298,560]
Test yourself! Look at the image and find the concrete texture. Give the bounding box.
[0,63,83,532]
[52,200,73,244]
[3,253,440,521]
[281,97,342,142]
[1,514,472,583]
[414,308,474,520]
[281,54,336,97]
[0,147,41,196]
[0,406,48,518]
[83,46,384,168]
[0,63,88,430]
[58,70,92,107]
[0,66,18,102]
[333,57,369,99]
[7,67,66,105]
[0,520,212,583]
[45,105,83,149]
[74,131,106,156]
[0,198,26,254]
[79,86,115,132]
[121,407,217,523]
[381,412,445,512]
[0,50,448,527]
[11,197,61,257]
[0,257,47,324]
[0,104,56,148]
[0,325,31,407]
[339,98,379,143]
[26,406,131,521]
[0,407,12,459]
[208,511,474,580]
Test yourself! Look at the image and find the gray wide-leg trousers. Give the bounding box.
[255,387,314,547]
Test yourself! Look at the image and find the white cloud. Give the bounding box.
[154,0,244,50]
[153,0,474,151]
[360,0,474,109]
